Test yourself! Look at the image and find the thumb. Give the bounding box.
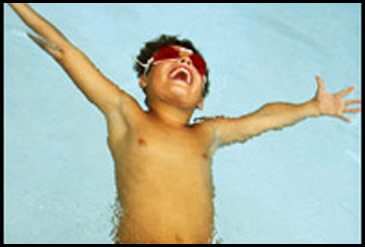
[315,75,325,90]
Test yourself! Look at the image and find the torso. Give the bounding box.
[107,108,217,244]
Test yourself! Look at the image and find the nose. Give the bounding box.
[179,56,192,66]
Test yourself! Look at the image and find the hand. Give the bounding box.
[312,75,361,123]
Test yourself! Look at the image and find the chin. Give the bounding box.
[168,91,196,106]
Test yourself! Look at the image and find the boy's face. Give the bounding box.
[140,45,206,110]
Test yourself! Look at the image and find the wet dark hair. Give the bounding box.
[134,34,210,98]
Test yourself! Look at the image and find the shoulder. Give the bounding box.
[192,115,229,133]
[192,115,246,148]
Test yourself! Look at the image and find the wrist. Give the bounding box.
[305,100,321,117]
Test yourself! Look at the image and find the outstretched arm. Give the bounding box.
[8,3,139,118]
[202,76,361,147]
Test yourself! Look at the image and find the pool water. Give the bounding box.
[5,3,361,244]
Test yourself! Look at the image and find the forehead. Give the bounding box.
[169,45,194,56]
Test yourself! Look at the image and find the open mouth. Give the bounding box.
[169,66,193,85]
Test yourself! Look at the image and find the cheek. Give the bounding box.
[193,75,205,94]
[150,64,171,82]
[148,66,164,83]
[146,67,170,95]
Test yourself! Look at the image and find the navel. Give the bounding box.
[175,233,183,243]
[137,138,147,147]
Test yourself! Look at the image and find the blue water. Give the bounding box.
[4,3,361,244]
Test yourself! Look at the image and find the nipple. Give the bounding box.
[202,152,208,160]
[137,138,147,147]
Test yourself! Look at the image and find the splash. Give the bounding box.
[109,198,122,243]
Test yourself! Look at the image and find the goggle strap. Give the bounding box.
[135,57,154,75]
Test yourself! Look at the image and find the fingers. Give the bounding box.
[335,86,355,97]
[343,108,361,113]
[28,33,48,49]
[343,100,361,114]
[27,33,63,59]
[341,100,361,122]
[338,114,352,123]
[315,76,359,99]
[28,32,42,43]
[344,99,362,106]
[340,105,361,123]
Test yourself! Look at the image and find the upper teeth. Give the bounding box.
[171,67,191,84]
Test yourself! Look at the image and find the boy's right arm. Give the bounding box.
[8,3,141,135]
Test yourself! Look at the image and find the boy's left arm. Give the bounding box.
[202,76,361,147]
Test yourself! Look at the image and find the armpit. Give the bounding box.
[194,116,225,154]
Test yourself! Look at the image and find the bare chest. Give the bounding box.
[109,119,215,200]
[109,116,213,165]
[133,126,210,163]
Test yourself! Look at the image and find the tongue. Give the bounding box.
[173,71,187,81]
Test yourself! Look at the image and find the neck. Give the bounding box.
[147,101,193,128]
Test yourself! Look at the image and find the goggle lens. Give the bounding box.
[152,46,206,75]
[152,46,180,61]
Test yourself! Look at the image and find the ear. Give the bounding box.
[139,74,147,89]
[196,98,204,110]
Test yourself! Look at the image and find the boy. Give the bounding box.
[8,3,361,244]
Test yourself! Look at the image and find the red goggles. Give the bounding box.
[151,46,207,76]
